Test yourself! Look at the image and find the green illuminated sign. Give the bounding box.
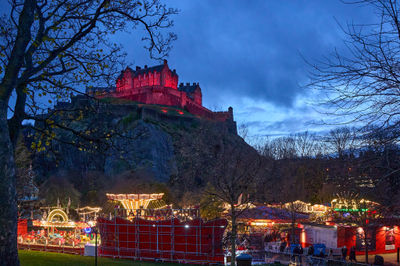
[334,208,368,212]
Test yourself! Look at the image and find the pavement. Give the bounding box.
[356,253,400,265]
[265,251,400,265]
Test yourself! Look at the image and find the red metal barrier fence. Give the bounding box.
[97,217,227,264]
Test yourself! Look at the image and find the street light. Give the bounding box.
[92,227,98,266]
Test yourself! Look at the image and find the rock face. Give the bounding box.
[30,96,252,190]
[104,120,176,182]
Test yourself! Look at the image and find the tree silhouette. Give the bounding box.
[0,0,177,264]
[206,135,261,266]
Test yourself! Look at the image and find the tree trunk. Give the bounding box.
[230,204,237,266]
[0,100,19,266]
[365,232,368,264]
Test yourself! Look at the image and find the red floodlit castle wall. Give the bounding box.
[116,61,178,95]
[95,60,233,122]
[97,217,227,264]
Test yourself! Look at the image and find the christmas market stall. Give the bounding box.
[236,205,310,252]
[297,196,400,255]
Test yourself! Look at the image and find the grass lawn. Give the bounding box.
[19,250,182,266]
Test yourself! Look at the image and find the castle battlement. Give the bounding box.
[86,60,234,123]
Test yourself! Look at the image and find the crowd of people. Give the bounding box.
[276,242,359,264]
[341,246,357,262]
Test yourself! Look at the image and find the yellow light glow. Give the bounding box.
[106,193,164,210]
[47,209,68,223]
[301,230,306,243]
[250,221,275,226]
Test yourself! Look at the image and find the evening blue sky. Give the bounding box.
[1,1,377,139]
[114,0,377,140]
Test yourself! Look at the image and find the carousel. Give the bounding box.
[106,193,164,209]
[18,204,102,250]
[106,193,168,219]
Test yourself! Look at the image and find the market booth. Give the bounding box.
[237,205,310,251]
[298,194,400,255]
[337,224,400,255]
[314,196,400,255]
[239,200,400,256]
[299,223,400,255]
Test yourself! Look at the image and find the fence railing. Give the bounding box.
[265,250,371,266]
[18,243,84,255]
[97,216,227,264]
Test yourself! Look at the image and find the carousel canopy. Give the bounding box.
[106,193,164,210]
[75,206,102,214]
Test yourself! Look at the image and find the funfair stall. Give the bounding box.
[17,206,101,254]
[237,205,310,252]
[298,197,400,255]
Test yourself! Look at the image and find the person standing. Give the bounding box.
[341,246,348,261]
[328,249,334,259]
[280,241,286,252]
[298,245,303,264]
[349,246,357,262]
[308,245,314,256]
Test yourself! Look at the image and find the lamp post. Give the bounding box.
[93,227,98,266]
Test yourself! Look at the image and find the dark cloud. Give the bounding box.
[256,117,321,137]
[111,0,378,136]
[242,121,265,129]
[262,118,306,133]
[236,106,268,117]
[166,1,375,106]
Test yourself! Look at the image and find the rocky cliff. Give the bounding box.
[28,96,255,206]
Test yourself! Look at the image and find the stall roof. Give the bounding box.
[238,206,309,222]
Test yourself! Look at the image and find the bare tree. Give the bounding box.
[260,136,297,160]
[357,127,400,206]
[256,136,275,158]
[293,131,318,158]
[326,127,358,158]
[308,0,400,213]
[0,0,177,264]
[206,138,261,266]
[238,123,249,142]
[309,0,400,138]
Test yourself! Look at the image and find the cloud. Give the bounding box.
[114,0,377,138]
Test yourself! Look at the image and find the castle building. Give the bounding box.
[87,60,234,122]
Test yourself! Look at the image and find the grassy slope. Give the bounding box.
[19,250,181,266]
